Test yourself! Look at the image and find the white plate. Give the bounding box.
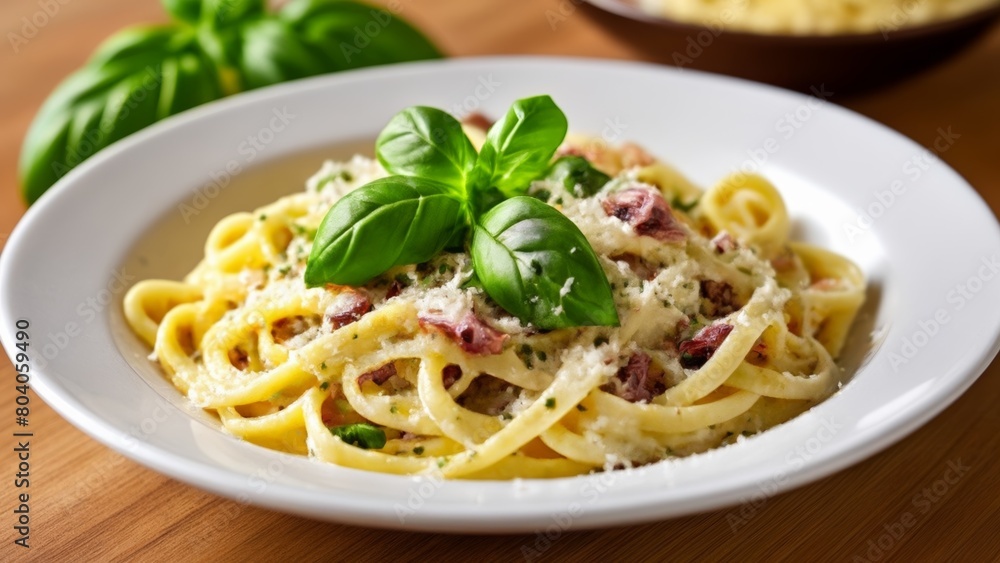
[2,58,999,533]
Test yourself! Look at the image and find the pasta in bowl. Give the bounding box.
[123,96,864,479]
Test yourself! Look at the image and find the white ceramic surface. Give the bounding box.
[2,57,999,533]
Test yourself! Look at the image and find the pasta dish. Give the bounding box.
[124,97,865,479]
[632,0,999,35]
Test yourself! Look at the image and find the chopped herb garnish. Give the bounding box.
[258,214,267,221]
[390,404,398,414]
[394,273,412,287]
[671,196,699,213]
[501,412,513,420]
[594,336,609,347]
[319,381,330,390]
[320,361,328,370]
[576,404,587,412]
[413,446,425,455]
[329,423,386,449]
[536,350,547,361]
[544,398,556,409]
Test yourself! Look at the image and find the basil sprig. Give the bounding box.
[19,0,441,204]
[305,96,620,329]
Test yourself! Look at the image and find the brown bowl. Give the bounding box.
[583,0,1000,93]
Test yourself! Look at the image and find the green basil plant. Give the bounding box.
[19,0,441,204]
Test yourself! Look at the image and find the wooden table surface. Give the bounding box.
[2,0,1000,561]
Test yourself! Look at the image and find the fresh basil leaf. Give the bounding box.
[18,26,223,204]
[279,0,441,69]
[375,106,475,193]
[238,18,329,89]
[471,185,506,217]
[329,423,386,449]
[201,0,265,28]
[469,95,568,198]
[162,0,203,23]
[164,0,264,27]
[305,176,465,287]
[235,0,442,92]
[542,155,611,198]
[471,197,619,329]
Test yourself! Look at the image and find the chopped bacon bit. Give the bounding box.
[419,311,508,356]
[770,248,797,272]
[619,142,656,169]
[602,187,687,243]
[385,280,403,300]
[602,351,665,403]
[357,363,396,387]
[700,280,739,317]
[442,364,463,389]
[611,253,658,281]
[678,324,734,369]
[711,232,737,253]
[325,290,372,330]
[749,339,768,363]
[320,396,337,425]
[228,348,249,370]
[462,112,493,132]
[271,315,312,344]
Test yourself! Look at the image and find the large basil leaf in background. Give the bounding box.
[18,26,223,204]
[19,0,442,205]
[239,0,442,89]
[471,196,620,329]
[305,176,465,287]
[163,0,264,26]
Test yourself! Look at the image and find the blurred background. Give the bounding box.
[2,0,1000,560]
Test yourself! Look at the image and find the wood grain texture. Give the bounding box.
[1,0,999,561]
